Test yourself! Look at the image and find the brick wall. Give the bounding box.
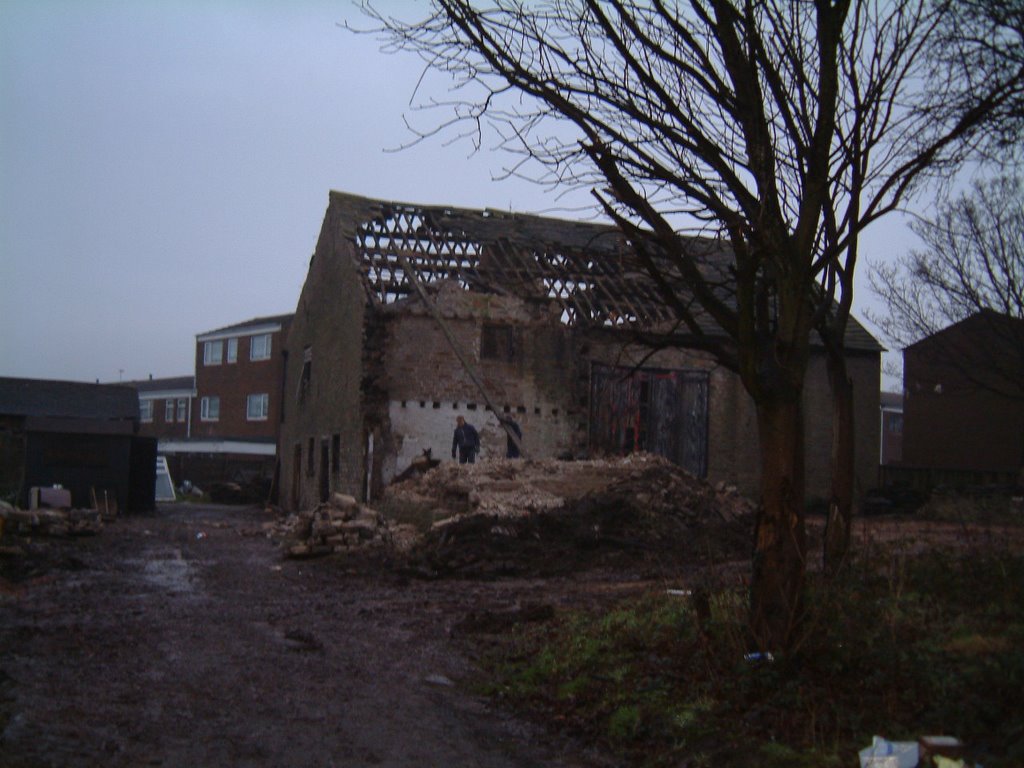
[137,396,190,440]
[192,326,289,442]
[377,286,578,484]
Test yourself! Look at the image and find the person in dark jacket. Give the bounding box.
[451,416,480,464]
[501,417,522,459]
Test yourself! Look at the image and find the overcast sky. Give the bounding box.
[1,0,909,387]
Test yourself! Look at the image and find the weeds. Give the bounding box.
[474,550,1024,767]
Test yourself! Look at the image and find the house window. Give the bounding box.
[480,324,517,362]
[331,434,340,473]
[176,398,187,422]
[204,340,223,365]
[246,393,270,421]
[250,333,272,361]
[307,437,315,476]
[226,337,238,364]
[165,400,175,422]
[888,413,903,434]
[140,400,153,422]
[200,396,220,421]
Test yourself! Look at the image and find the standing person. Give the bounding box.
[451,416,480,464]
[501,417,522,459]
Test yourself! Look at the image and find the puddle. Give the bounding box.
[128,549,196,594]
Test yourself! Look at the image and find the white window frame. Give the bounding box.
[164,399,175,422]
[176,398,188,423]
[246,393,269,421]
[200,396,220,422]
[203,340,223,366]
[250,333,271,361]
[139,399,154,422]
[226,337,238,364]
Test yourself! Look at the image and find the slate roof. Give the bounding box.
[328,190,882,353]
[124,376,195,394]
[0,377,139,421]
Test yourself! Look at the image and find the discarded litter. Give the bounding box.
[424,674,455,687]
[743,652,775,663]
[919,735,965,764]
[665,589,692,596]
[195,532,207,540]
[859,735,918,768]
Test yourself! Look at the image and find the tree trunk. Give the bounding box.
[750,396,808,652]
[823,355,855,575]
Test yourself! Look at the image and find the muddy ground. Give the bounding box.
[2,476,1022,767]
[0,501,656,768]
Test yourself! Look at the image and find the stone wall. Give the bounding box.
[278,212,368,510]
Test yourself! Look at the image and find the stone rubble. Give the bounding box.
[268,453,756,567]
[0,500,106,537]
[266,492,418,559]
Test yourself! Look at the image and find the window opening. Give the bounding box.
[250,333,272,361]
[246,393,269,421]
[203,340,223,366]
[200,396,220,421]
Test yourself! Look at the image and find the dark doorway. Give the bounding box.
[319,440,330,503]
[291,443,301,510]
[590,364,709,477]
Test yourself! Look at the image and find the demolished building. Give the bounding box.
[279,191,881,511]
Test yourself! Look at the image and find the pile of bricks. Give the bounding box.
[0,501,105,537]
[268,493,415,559]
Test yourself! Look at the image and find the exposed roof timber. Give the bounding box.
[330,190,882,352]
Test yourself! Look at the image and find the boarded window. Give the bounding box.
[331,434,340,473]
[480,324,517,362]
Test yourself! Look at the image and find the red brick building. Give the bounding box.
[903,311,1024,478]
[128,376,195,441]
[191,314,292,445]
[136,314,293,493]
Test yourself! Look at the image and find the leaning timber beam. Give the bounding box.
[394,252,526,458]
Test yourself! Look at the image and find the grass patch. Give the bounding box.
[474,550,1024,767]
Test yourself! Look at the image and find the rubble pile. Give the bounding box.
[385,455,664,523]
[270,455,755,574]
[0,500,105,538]
[387,454,757,578]
[267,493,417,559]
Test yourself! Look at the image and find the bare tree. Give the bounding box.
[360,0,1017,652]
[927,0,1024,165]
[870,175,1024,400]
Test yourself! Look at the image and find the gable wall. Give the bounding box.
[279,214,368,509]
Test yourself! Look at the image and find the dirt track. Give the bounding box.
[0,503,610,768]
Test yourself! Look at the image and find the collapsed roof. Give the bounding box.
[328,190,881,352]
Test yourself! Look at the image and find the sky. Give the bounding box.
[0,0,911,387]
